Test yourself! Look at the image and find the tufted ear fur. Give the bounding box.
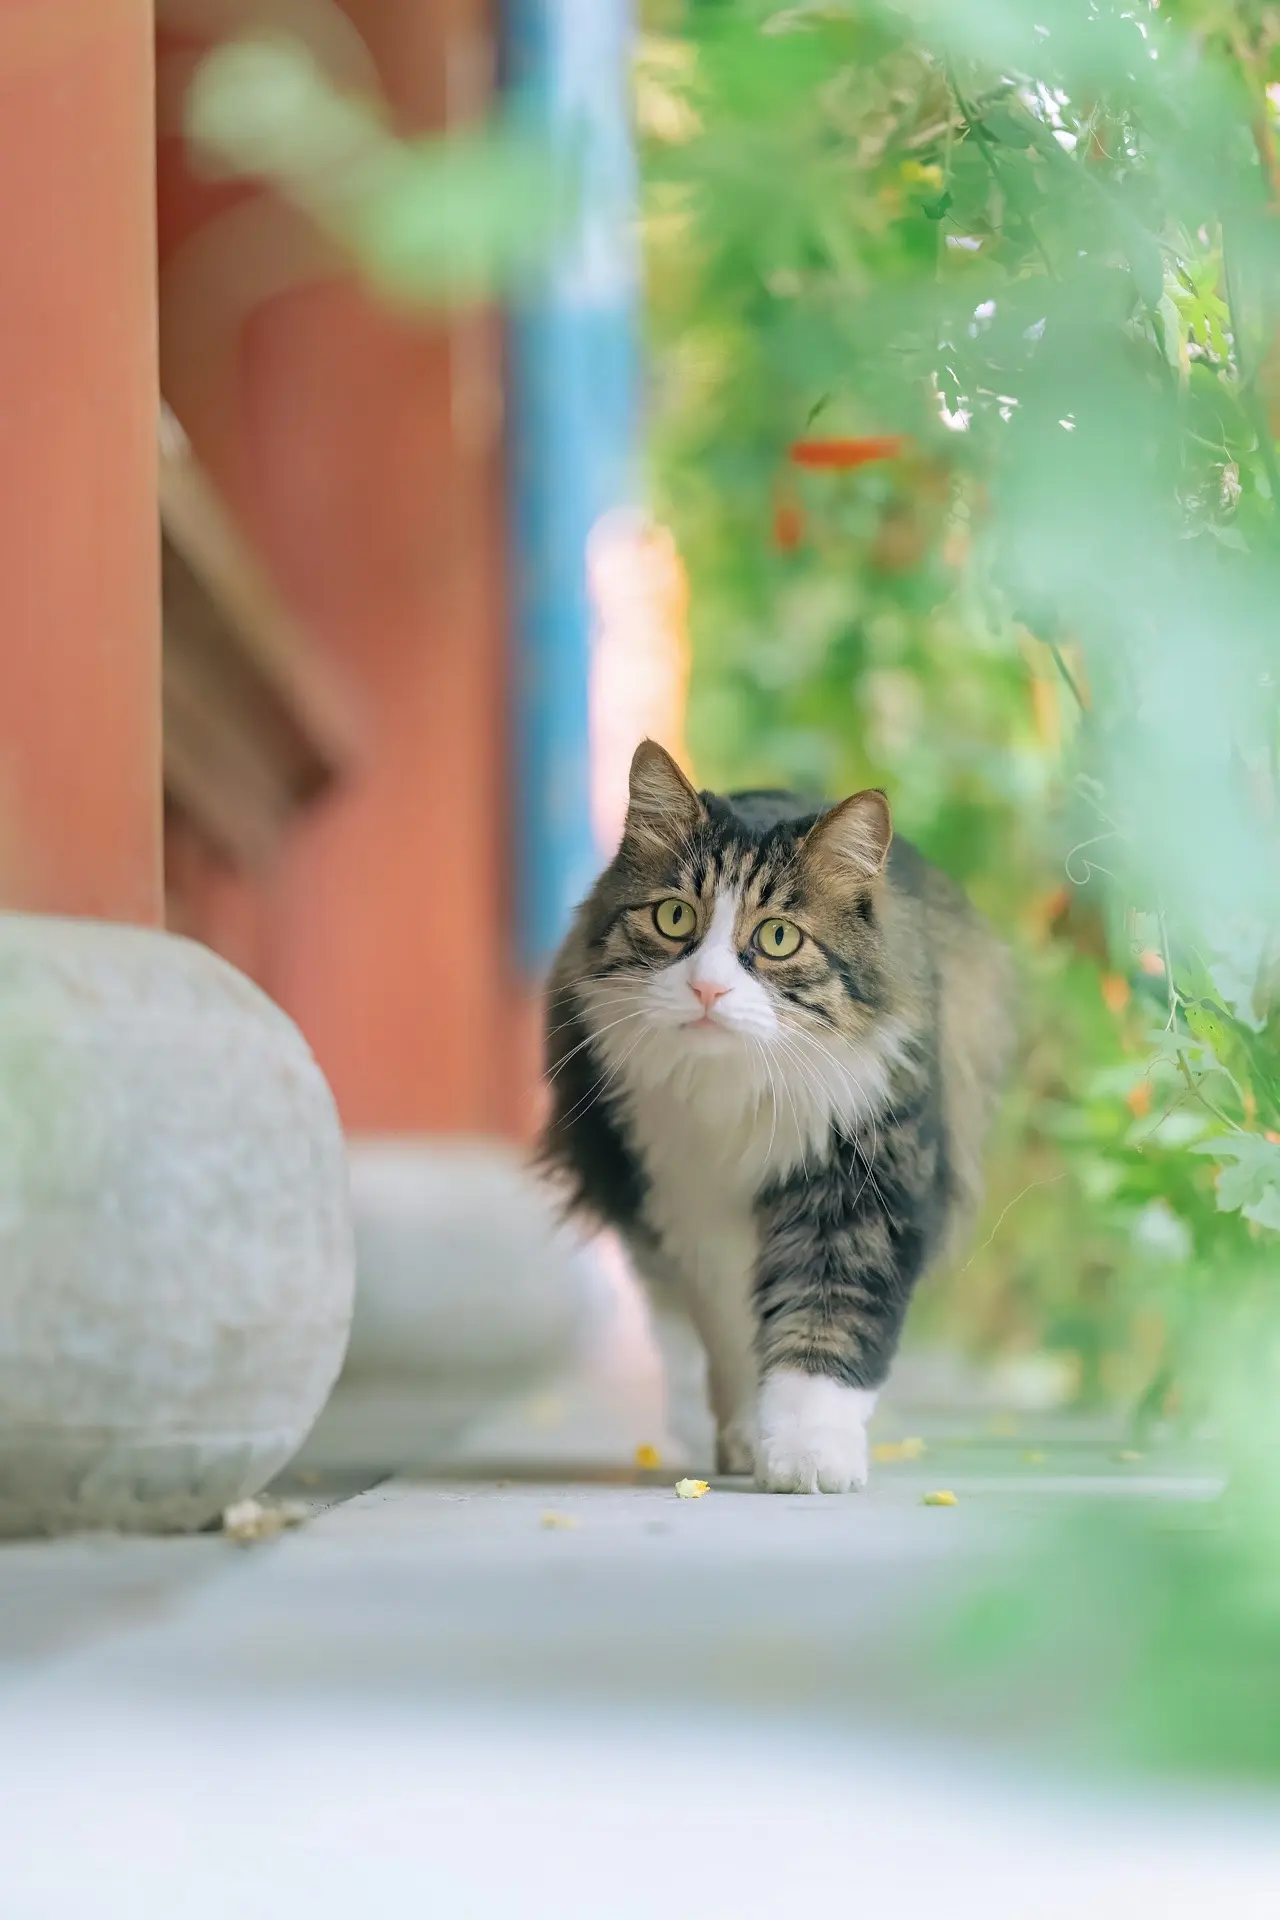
[624,740,706,847]
[802,789,892,885]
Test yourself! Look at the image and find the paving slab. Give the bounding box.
[2,1437,1274,1917]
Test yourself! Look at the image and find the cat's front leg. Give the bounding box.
[714,1407,757,1478]
[630,1229,758,1475]
[756,1370,876,1493]
[751,1139,928,1494]
[681,1224,761,1480]
[701,1322,759,1478]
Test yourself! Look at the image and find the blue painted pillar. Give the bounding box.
[503,0,640,974]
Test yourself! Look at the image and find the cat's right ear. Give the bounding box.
[624,740,706,848]
[802,788,893,885]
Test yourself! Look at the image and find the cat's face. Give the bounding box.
[571,743,898,1104]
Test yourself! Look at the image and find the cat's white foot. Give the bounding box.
[715,1417,756,1477]
[755,1370,877,1494]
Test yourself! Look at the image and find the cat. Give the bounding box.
[541,740,1014,1493]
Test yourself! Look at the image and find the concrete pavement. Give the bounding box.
[2,1434,1273,1918]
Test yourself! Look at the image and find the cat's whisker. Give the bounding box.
[545,1011,647,1088]
[547,1006,640,1054]
[544,995,639,1042]
[545,975,644,1006]
[790,1025,881,1126]
[556,1024,651,1131]
[553,1054,623,1132]
[545,977,644,1020]
[774,1029,888,1204]
[550,984,641,1014]
[783,1028,894,1214]
[767,1031,812,1180]
[752,1035,781,1170]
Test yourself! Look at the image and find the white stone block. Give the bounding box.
[296,1139,597,1469]
[0,915,354,1534]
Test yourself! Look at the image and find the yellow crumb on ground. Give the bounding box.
[872,1436,927,1463]
[674,1478,710,1499]
[1022,1451,1047,1466]
[540,1511,579,1530]
[921,1490,959,1508]
[1115,1449,1145,1463]
[634,1443,663,1471]
[221,1498,307,1545]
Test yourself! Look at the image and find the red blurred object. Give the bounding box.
[772,492,806,551]
[789,436,905,470]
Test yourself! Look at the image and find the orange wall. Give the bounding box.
[158,0,532,1136]
[245,284,522,1135]
[0,2,162,924]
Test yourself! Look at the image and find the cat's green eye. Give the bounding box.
[755,917,803,959]
[653,897,696,941]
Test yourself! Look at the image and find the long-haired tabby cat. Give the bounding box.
[542,741,1013,1493]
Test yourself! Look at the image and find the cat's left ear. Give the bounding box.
[802,790,892,884]
[624,740,706,847]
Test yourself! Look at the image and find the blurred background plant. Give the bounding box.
[641,0,1280,1415]
[185,30,570,307]
[640,0,1280,1781]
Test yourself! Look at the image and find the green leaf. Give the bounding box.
[1243,1187,1280,1232]
[946,144,995,225]
[981,106,1032,148]
[1190,1135,1280,1215]
[1157,292,1184,368]
[1183,1002,1233,1059]
[1129,228,1166,311]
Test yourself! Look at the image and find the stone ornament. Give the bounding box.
[0,916,354,1534]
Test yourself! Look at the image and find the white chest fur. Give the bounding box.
[612,1031,898,1473]
[624,1058,766,1304]
[579,903,904,1484]
[610,1013,904,1266]
[619,1063,771,1461]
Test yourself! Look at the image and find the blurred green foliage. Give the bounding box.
[187,35,568,306]
[642,0,1280,1403]
[643,0,1280,1781]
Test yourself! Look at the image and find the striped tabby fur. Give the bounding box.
[541,742,1014,1492]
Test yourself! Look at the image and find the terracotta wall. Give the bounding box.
[158,0,535,1138]
[0,1,162,925]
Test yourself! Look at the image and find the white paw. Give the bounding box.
[755,1370,877,1494]
[715,1419,756,1477]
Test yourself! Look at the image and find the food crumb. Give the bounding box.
[540,1510,578,1530]
[634,1443,662,1471]
[1116,1449,1145,1463]
[921,1490,958,1508]
[1022,1450,1047,1466]
[872,1436,927,1463]
[675,1478,710,1499]
[221,1498,306,1545]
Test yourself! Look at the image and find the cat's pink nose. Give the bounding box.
[690,980,730,1012]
